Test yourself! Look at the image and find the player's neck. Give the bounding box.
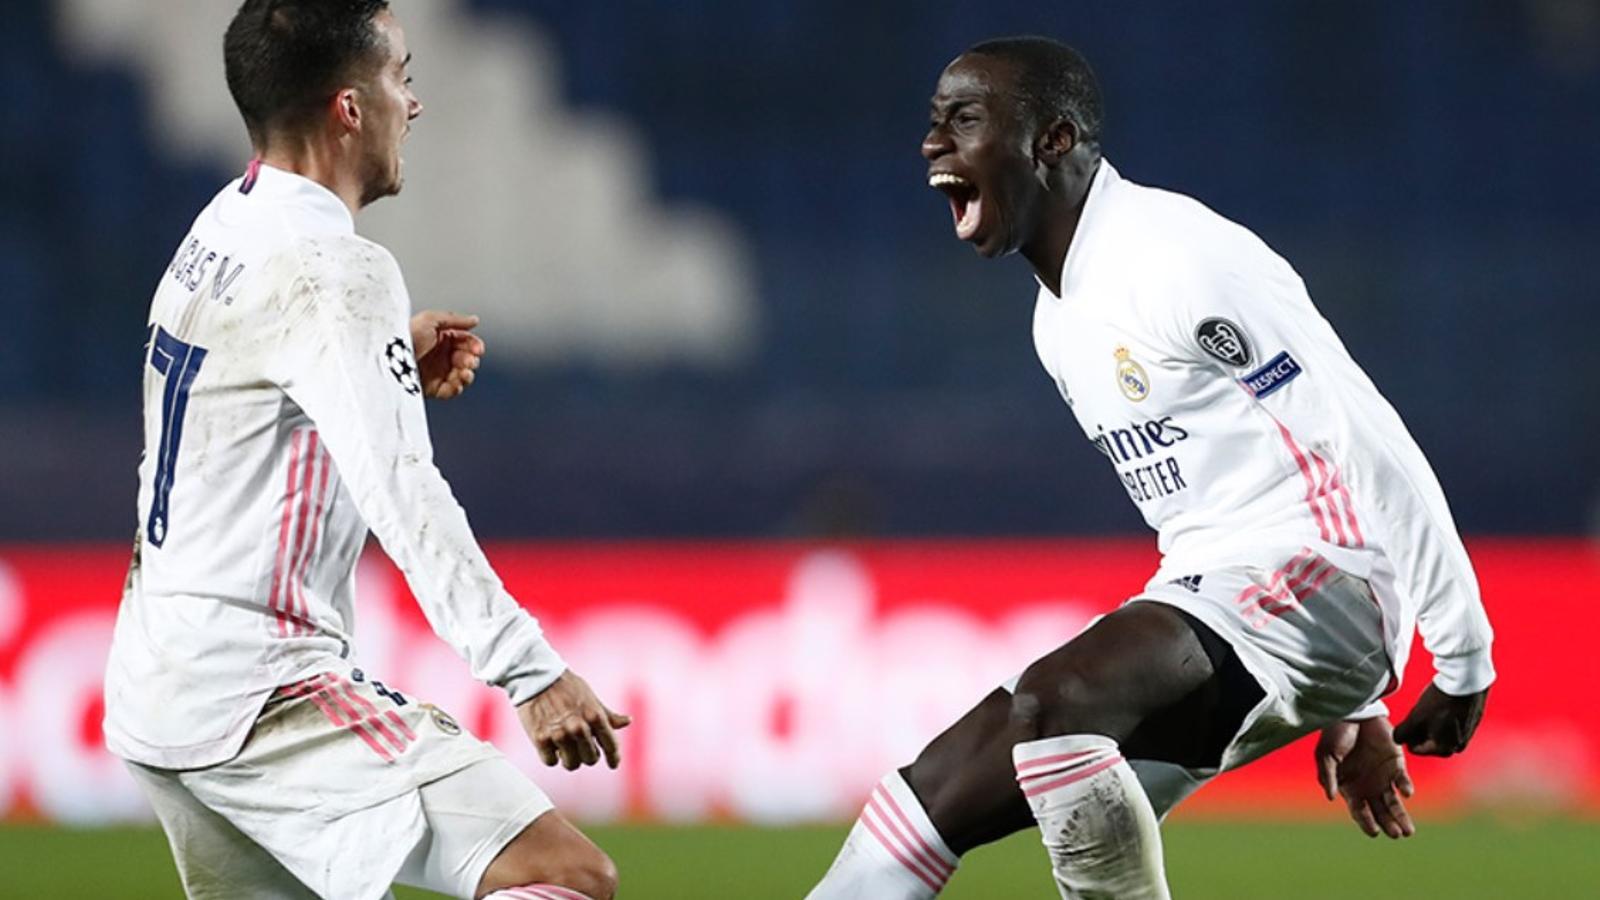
[1023,193,1087,299]
[1024,159,1099,299]
[256,137,366,216]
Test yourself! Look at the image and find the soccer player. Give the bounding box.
[807,37,1494,899]
[103,3,628,898]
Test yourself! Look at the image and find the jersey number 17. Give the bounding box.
[146,326,209,548]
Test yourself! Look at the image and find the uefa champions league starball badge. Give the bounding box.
[384,337,422,396]
[1115,346,1150,402]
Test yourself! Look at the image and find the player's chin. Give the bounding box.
[968,222,1011,258]
[970,236,1005,258]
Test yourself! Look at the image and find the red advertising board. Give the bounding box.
[0,539,1594,824]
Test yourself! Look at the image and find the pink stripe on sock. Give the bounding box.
[876,785,954,877]
[532,886,592,900]
[495,889,555,900]
[1021,755,1124,798]
[1016,752,1108,786]
[1014,749,1101,773]
[869,788,952,881]
[861,805,943,892]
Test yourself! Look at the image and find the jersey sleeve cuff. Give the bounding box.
[497,643,569,706]
[1345,699,1389,721]
[1432,648,1496,696]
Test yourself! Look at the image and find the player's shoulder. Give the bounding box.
[288,233,401,281]
[1113,177,1252,267]
[1105,171,1291,301]
[270,234,406,325]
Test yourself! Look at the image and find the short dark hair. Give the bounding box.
[967,36,1103,152]
[224,0,391,144]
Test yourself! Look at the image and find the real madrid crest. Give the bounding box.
[1114,346,1150,402]
[421,703,462,736]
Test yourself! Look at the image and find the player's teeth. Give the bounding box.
[929,173,971,188]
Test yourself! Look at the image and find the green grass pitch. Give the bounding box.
[1,818,1594,897]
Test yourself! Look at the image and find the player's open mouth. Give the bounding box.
[929,172,982,240]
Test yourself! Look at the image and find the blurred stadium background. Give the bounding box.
[1,0,1597,896]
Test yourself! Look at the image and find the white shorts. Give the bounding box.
[127,667,553,900]
[1005,548,1394,818]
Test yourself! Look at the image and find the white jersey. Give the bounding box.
[105,164,566,769]
[1033,161,1493,697]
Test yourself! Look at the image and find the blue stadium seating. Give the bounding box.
[2,0,1596,538]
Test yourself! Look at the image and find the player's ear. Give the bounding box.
[333,87,362,133]
[1034,119,1077,166]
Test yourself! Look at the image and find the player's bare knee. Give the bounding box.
[1009,666,1104,741]
[540,846,618,900]
[482,818,618,900]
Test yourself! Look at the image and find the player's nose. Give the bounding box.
[921,126,951,161]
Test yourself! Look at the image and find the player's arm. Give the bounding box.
[271,238,628,768]
[1152,248,1493,751]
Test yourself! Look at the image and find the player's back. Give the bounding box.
[137,165,345,596]
[108,163,376,768]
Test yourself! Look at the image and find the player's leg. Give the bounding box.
[1008,600,1254,900]
[475,812,617,900]
[124,762,321,900]
[394,755,617,900]
[808,603,1257,899]
[805,688,1020,899]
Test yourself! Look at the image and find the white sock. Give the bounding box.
[1014,734,1171,900]
[807,771,959,899]
[485,886,593,900]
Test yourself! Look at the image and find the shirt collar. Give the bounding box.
[238,160,355,235]
[1039,158,1119,301]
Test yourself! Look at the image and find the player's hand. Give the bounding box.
[516,671,632,771]
[1316,717,1415,839]
[410,310,484,400]
[1393,684,1488,757]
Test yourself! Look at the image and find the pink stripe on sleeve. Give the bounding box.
[282,431,321,635]
[278,430,318,636]
[290,437,333,636]
[1307,450,1350,546]
[268,430,305,635]
[1272,420,1331,542]
[1328,467,1365,547]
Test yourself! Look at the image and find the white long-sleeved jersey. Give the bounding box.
[104,164,566,769]
[1033,161,1494,697]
